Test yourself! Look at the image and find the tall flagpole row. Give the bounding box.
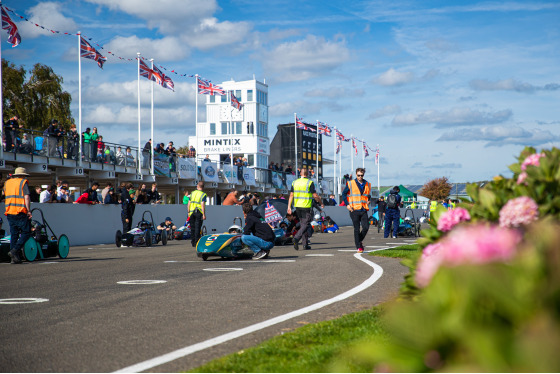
[137,52,141,176]
[294,113,298,175]
[150,59,154,175]
[77,32,82,167]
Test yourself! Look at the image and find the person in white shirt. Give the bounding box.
[39,185,55,203]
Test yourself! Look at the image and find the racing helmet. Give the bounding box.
[138,220,151,230]
[228,225,242,234]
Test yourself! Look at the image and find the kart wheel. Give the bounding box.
[161,232,168,246]
[115,230,123,247]
[201,253,209,261]
[145,232,152,247]
[57,234,70,259]
[201,226,207,236]
[22,237,38,262]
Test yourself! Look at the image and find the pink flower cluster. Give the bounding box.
[499,196,539,228]
[437,207,471,232]
[517,152,545,184]
[415,224,522,287]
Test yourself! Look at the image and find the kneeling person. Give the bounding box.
[157,217,177,239]
[241,203,275,260]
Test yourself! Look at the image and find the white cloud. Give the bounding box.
[368,104,401,120]
[181,18,252,51]
[271,100,324,117]
[437,125,559,146]
[373,68,415,86]
[470,78,560,93]
[17,2,78,38]
[392,107,512,127]
[304,87,364,99]
[260,35,351,82]
[104,35,189,62]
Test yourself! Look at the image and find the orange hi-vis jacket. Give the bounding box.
[4,177,29,215]
[347,179,371,211]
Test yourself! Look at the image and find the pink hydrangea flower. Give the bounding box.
[437,207,471,232]
[499,196,539,228]
[520,152,544,171]
[516,171,528,185]
[415,224,522,287]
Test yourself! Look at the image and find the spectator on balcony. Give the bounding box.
[96,135,105,162]
[166,141,176,155]
[30,186,41,203]
[224,154,231,164]
[57,186,70,203]
[90,127,99,161]
[125,146,135,167]
[4,116,18,152]
[203,154,210,162]
[20,133,33,154]
[182,190,190,205]
[242,157,248,167]
[103,187,117,204]
[101,182,114,203]
[188,145,196,158]
[279,163,284,172]
[116,146,125,165]
[135,188,149,205]
[45,119,58,157]
[82,127,92,161]
[67,124,79,160]
[285,164,293,174]
[154,142,165,154]
[142,139,152,169]
[55,121,65,157]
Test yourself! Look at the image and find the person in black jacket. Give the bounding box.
[241,203,275,260]
[120,183,135,232]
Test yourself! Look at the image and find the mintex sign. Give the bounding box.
[201,136,269,155]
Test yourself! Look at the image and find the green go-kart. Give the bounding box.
[0,208,70,263]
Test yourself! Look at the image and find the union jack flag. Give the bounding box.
[375,146,380,165]
[1,6,21,47]
[153,65,174,91]
[363,142,369,157]
[197,77,225,95]
[336,137,342,154]
[80,36,106,69]
[352,138,358,155]
[317,121,332,137]
[296,117,316,132]
[230,91,243,110]
[139,59,162,84]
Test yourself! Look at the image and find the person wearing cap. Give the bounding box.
[3,167,32,264]
[157,217,177,240]
[377,195,387,230]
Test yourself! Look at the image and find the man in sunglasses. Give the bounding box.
[341,168,372,253]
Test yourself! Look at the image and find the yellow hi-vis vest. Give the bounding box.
[430,201,438,212]
[410,202,417,209]
[188,189,207,216]
[4,177,29,215]
[347,180,371,211]
[292,178,313,208]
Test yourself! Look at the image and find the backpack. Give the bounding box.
[387,194,398,209]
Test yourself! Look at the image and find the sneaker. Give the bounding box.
[253,250,267,260]
[8,250,22,264]
[305,245,311,250]
[392,235,397,239]
[293,240,299,251]
[357,247,364,253]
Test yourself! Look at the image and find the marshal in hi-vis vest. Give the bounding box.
[4,177,29,215]
[347,180,371,211]
[188,189,207,216]
[292,178,313,208]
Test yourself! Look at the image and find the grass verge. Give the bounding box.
[189,306,388,373]
[189,245,420,373]
[368,244,421,260]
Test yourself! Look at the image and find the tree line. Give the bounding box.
[2,59,73,130]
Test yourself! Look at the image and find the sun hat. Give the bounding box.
[12,167,29,176]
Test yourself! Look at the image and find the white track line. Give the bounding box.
[114,253,384,373]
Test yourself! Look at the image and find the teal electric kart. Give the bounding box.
[196,218,253,261]
[0,208,70,263]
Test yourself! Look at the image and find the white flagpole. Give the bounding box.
[377,144,380,193]
[0,17,3,161]
[229,92,233,175]
[77,32,82,166]
[316,120,319,183]
[333,126,337,203]
[339,133,342,192]
[362,139,365,169]
[137,53,141,176]
[195,74,199,167]
[350,134,354,178]
[150,59,154,175]
[294,113,298,175]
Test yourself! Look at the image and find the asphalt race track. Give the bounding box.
[0,226,412,372]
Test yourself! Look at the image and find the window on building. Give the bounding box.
[221,94,227,103]
[235,122,242,134]
[247,90,253,101]
[210,123,216,135]
[221,122,228,134]
[247,122,254,134]
[209,95,215,103]
[235,90,242,101]
[248,154,254,166]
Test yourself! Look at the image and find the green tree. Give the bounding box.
[2,59,73,129]
[418,176,452,201]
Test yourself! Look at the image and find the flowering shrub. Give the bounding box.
[332,147,560,372]
[436,207,470,232]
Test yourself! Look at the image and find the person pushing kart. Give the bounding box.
[241,203,275,260]
[157,217,177,240]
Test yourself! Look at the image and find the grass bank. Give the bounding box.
[189,243,421,373]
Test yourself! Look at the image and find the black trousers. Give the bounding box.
[294,208,312,248]
[190,210,204,246]
[121,213,132,232]
[350,209,369,249]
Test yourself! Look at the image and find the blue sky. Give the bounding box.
[2,0,559,186]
